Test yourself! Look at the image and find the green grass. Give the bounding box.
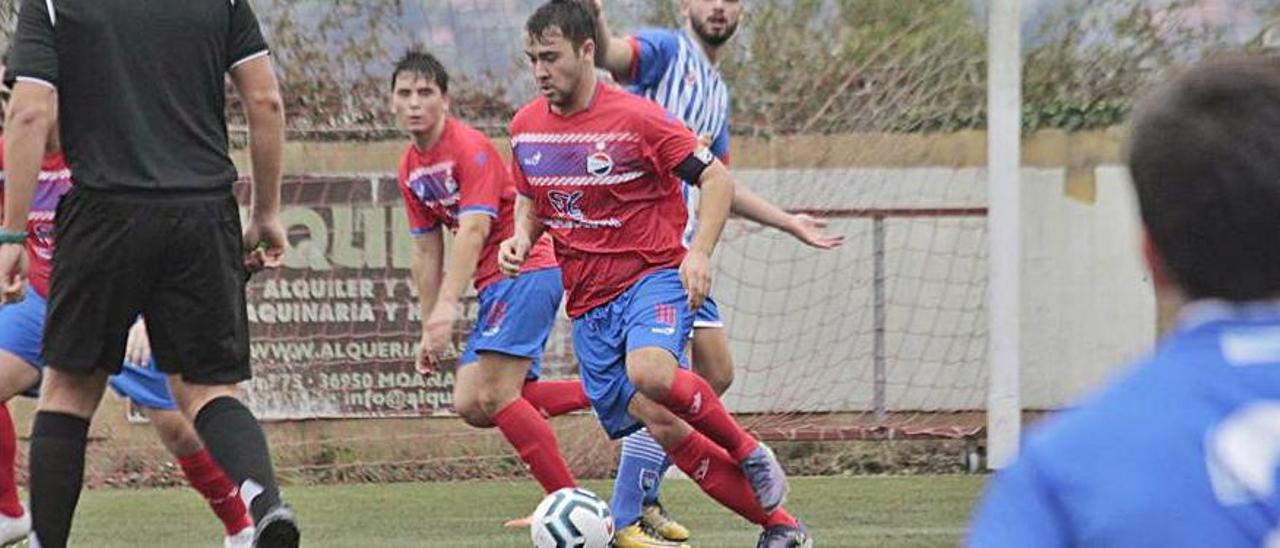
[66,475,983,547]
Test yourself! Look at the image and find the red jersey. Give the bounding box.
[397,118,557,292]
[510,83,701,317]
[0,138,73,298]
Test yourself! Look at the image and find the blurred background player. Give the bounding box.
[969,55,1280,547]
[501,2,810,546]
[2,0,297,545]
[389,50,595,514]
[586,0,845,541]
[0,75,253,547]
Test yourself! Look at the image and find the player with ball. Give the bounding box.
[504,2,811,547]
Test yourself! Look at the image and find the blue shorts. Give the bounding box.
[0,287,48,397]
[458,267,563,380]
[108,360,179,411]
[694,295,723,329]
[572,269,693,439]
[0,286,177,409]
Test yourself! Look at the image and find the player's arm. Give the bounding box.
[583,0,636,81]
[499,193,546,276]
[1,81,50,238]
[683,159,734,310]
[230,55,287,270]
[227,0,285,271]
[411,230,445,339]
[435,216,489,315]
[731,185,846,249]
[499,146,545,275]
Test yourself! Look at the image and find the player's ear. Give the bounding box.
[580,38,596,61]
[1141,229,1173,291]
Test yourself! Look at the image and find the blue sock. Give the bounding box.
[612,428,667,528]
[643,457,673,505]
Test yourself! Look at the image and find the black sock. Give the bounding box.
[194,396,281,523]
[29,411,90,548]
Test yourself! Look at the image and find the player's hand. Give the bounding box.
[414,332,436,375]
[125,319,152,367]
[499,236,531,277]
[0,244,27,304]
[786,213,846,250]
[580,0,602,16]
[698,133,713,149]
[417,304,458,375]
[242,215,288,273]
[680,249,713,311]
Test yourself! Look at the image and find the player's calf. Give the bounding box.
[477,353,576,493]
[520,380,591,417]
[630,352,790,512]
[147,408,205,456]
[145,409,253,539]
[628,397,801,531]
[690,327,735,396]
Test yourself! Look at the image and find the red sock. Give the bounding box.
[667,431,798,528]
[0,404,21,518]
[492,398,577,493]
[659,369,758,461]
[178,449,253,535]
[521,380,591,418]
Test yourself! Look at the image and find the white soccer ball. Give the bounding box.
[530,487,614,548]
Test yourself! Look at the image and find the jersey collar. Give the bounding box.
[1175,299,1280,333]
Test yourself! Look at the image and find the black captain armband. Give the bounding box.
[674,147,717,183]
[0,230,26,245]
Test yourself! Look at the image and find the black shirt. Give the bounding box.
[6,0,269,192]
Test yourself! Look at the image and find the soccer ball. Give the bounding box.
[530,487,614,548]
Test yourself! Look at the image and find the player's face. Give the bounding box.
[525,28,593,108]
[684,0,742,47]
[391,73,448,136]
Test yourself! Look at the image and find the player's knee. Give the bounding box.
[626,350,677,400]
[453,392,492,428]
[704,365,734,396]
[474,385,519,420]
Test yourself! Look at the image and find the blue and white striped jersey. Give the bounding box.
[624,28,731,247]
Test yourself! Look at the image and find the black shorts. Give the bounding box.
[43,187,251,385]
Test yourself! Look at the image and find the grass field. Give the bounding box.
[62,475,984,547]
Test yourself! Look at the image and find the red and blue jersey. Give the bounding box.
[509,83,701,317]
[397,118,556,292]
[0,137,73,298]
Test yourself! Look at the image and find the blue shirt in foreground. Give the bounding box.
[970,302,1280,547]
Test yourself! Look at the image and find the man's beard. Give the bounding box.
[690,17,738,47]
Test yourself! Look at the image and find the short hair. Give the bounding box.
[390,50,449,94]
[1128,55,1280,301]
[526,0,597,49]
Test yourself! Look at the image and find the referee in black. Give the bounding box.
[2,1,299,546]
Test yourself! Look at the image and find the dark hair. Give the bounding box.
[526,0,597,49]
[390,50,449,94]
[1129,55,1280,301]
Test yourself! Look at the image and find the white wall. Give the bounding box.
[714,166,1154,413]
